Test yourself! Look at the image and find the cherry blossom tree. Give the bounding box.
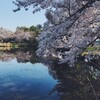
[13,0,100,65]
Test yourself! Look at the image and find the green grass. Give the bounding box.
[82,45,100,55]
[11,43,19,48]
[86,46,100,52]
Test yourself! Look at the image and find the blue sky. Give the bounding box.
[0,0,46,31]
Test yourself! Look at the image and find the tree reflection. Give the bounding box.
[48,57,100,100]
[0,47,100,100]
[0,47,39,64]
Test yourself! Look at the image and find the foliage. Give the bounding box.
[86,46,100,52]
[16,26,29,32]
[16,25,42,33]
[29,25,41,33]
[13,0,100,65]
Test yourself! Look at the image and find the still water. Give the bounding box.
[0,48,100,100]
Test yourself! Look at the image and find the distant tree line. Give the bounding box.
[16,24,42,33]
[0,25,42,49]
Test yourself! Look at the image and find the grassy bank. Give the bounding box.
[0,42,38,51]
[82,46,100,55]
[86,46,100,52]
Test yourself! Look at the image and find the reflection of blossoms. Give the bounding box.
[13,0,100,65]
[0,48,38,63]
[16,51,31,63]
[0,53,15,62]
[48,58,100,100]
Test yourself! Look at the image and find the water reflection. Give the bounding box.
[0,48,100,100]
[0,47,38,63]
[0,61,58,100]
[48,58,100,100]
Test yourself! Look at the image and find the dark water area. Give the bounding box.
[0,48,100,100]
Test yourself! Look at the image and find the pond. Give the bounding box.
[0,48,100,100]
